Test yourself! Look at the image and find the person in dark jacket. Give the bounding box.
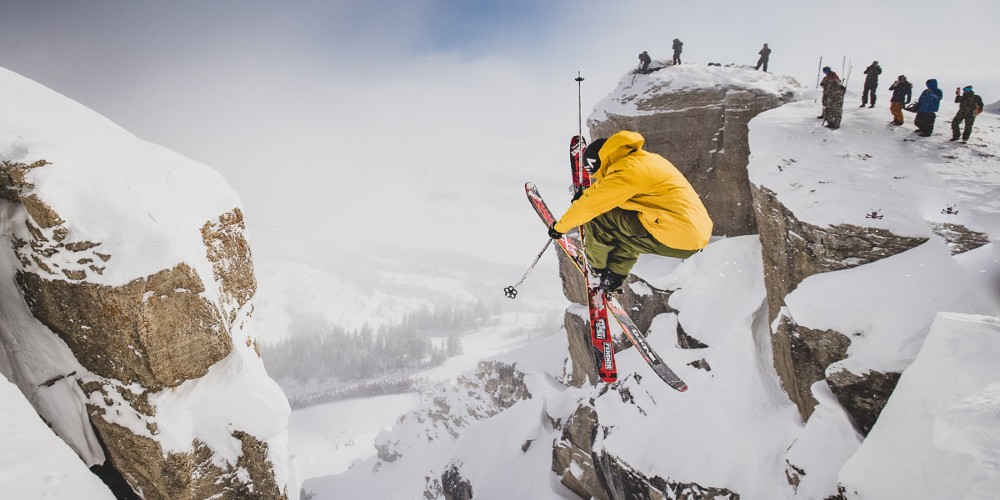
[639,51,651,74]
[755,43,771,71]
[860,61,882,108]
[888,75,913,125]
[950,85,985,143]
[818,66,841,119]
[672,39,683,65]
[914,79,944,137]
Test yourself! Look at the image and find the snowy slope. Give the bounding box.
[0,373,114,499]
[839,313,1000,500]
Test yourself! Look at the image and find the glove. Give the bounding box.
[548,224,563,240]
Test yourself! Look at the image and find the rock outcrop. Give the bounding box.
[589,66,800,237]
[0,66,289,500]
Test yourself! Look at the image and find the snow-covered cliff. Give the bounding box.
[303,65,1000,500]
[0,66,291,499]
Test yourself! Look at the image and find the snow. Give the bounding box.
[0,66,290,494]
[591,63,802,121]
[747,90,1000,240]
[839,314,1000,500]
[0,372,113,499]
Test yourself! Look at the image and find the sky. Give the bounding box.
[1,0,998,269]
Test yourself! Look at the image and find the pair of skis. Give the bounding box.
[522,136,687,392]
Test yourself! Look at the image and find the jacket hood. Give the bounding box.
[926,79,938,89]
[597,131,644,176]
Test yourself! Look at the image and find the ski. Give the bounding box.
[525,181,688,391]
[569,135,589,200]
[526,182,616,383]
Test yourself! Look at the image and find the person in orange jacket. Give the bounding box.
[547,131,713,292]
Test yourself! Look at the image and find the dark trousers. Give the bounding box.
[862,84,877,105]
[673,51,681,65]
[756,57,768,72]
[952,113,976,141]
[915,112,936,134]
[584,208,697,276]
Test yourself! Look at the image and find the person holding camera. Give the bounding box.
[860,61,882,108]
[950,86,985,143]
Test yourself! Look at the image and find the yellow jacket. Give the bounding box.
[554,131,712,251]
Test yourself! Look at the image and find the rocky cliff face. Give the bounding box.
[589,65,799,237]
[0,68,289,499]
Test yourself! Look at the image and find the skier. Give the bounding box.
[950,85,985,143]
[914,79,944,137]
[860,61,882,108]
[755,43,771,71]
[888,75,913,125]
[672,39,683,65]
[638,51,651,74]
[818,67,841,119]
[546,131,713,293]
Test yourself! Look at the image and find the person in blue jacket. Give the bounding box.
[914,79,943,137]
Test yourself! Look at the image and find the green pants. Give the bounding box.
[584,208,698,276]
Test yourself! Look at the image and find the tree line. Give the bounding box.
[261,301,501,383]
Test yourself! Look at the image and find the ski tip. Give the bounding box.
[677,384,689,392]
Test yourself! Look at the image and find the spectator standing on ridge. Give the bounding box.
[951,85,985,143]
[824,81,847,129]
[639,51,651,74]
[860,61,882,108]
[672,39,683,65]
[818,66,841,119]
[547,131,712,293]
[888,75,913,125]
[914,79,944,137]
[755,43,771,71]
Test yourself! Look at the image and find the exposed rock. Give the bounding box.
[86,416,283,500]
[594,450,740,500]
[562,405,599,452]
[617,276,675,336]
[751,182,927,421]
[201,208,256,324]
[552,405,607,500]
[677,322,709,349]
[590,82,797,238]
[556,233,587,306]
[752,184,929,326]
[564,309,599,387]
[552,443,607,500]
[17,264,232,391]
[772,316,851,421]
[927,222,990,255]
[826,369,902,436]
[441,462,474,500]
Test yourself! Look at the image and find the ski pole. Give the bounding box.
[575,71,585,187]
[504,238,553,299]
